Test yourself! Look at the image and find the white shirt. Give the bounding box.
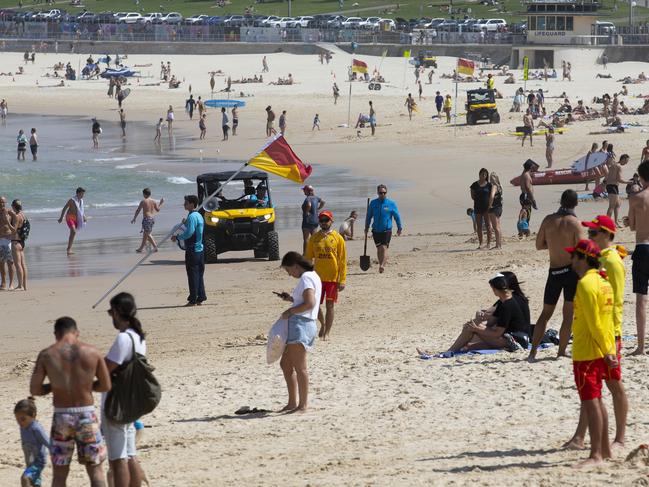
[106,329,146,365]
[292,271,321,320]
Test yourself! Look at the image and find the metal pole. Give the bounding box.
[92,224,182,309]
[347,61,353,127]
[200,160,250,211]
[453,80,458,137]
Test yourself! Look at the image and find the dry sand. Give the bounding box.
[2,48,649,485]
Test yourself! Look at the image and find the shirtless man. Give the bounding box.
[131,188,164,253]
[628,160,649,355]
[0,196,15,289]
[528,189,582,361]
[522,109,534,147]
[30,316,110,487]
[58,187,86,255]
[119,109,126,138]
[606,154,630,227]
[641,139,649,163]
[519,160,538,224]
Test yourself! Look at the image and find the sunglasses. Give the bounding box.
[587,228,601,236]
[106,309,114,315]
[378,191,387,195]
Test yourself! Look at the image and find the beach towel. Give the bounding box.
[73,196,85,230]
[421,342,555,360]
[266,318,288,364]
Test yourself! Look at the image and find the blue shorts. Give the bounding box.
[286,314,317,351]
[23,463,44,486]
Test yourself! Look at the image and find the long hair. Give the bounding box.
[109,292,146,340]
[501,271,528,302]
[281,251,314,272]
[490,173,502,194]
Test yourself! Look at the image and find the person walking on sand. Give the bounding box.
[166,105,174,135]
[435,91,443,118]
[221,107,229,141]
[305,210,347,340]
[91,118,101,149]
[369,101,376,136]
[365,184,402,273]
[29,316,111,487]
[441,94,452,123]
[232,105,238,136]
[627,160,649,355]
[172,195,206,306]
[333,82,340,105]
[522,109,534,147]
[470,168,492,250]
[312,113,320,131]
[102,293,149,487]
[405,93,415,121]
[279,110,287,135]
[0,98,8,121]
[185,94,195,120]
[9,199,27,291]
[29,128,38,161]
[14,397,49,487]
[545,126,555,168]
[528,190,582,362]
[519,160,538,222]
[265,106,276,137]
[564,215,628,452]
[154,117,163,143]
[16,129,27,160]
[488,172,503,250]
[0,196,15,290]
[199,114,207,140]
[563,239,617,468]
[197,96,205,119]
[119,109,126,138]
[276,251,321,412]
[132,188,164,253]
[301,185,325,254]
[262,55,269,73]
[606,154,630,227]
[58,187,87,256]
[418,80,423,101]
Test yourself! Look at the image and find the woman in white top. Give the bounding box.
[166,105,174,135]
[277,251,322,412]
[103,292,147,487]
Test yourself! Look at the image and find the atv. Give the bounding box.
[197,171,280,263]
[465,88,500,125]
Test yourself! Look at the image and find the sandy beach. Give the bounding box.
[2,47,649,485]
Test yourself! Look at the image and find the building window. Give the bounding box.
[529,16,536,30]
[566,16,573,31]
[557,16,565,30]
[537,16,546,30]
[547,16,556,30]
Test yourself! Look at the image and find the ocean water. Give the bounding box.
[0,114,379,279]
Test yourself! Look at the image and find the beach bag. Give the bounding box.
[267,318,288,364]
[18,219,30,242]
[104,334,161,424]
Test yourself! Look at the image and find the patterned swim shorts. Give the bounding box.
[0,238,12,263]
[141,216,155,234]
[50,406,106,466]
[23,463,44,486]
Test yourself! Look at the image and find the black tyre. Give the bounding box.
[203,233,219,263]
[466,112,476,125]
[254,249,268,259]
[491,112,501,124]
[267,231,280,261]
[368,83,375,90]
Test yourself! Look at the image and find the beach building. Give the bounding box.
[513,0,602,67]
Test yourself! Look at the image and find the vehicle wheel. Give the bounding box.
[254,249,268,259]
[267,231,280,261]
[368,83,375,90]
[203,234,219,263]
[375,83,382,91]
[466,112,475,125]
[491,112,501,124]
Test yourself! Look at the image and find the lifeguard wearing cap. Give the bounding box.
[582,215,616,235]
[565,239,601,259]
[318,210,334,221]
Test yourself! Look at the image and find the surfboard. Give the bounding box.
[510,127,568,136]
[204,99,246,108]
[119,88,131,101]
[571,151,608,172]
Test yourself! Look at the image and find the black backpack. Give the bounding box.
[104,333,161,424]
[18,219,30,242]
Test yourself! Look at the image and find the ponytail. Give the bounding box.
[281,251,314,272]
[109,292,146,340]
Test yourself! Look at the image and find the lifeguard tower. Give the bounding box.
[512,0,601,68]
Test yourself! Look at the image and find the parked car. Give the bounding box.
[207,16,225,26]
[360,16,381,29]
[394,17,409,31]
[437,19,458,32]
[37,9,62,20]
[327,15,346,28]
[140,12,164,24]
[268,17,293,28]
[478,18,507,32]
[595,20,616,35]
[379,18,396,30]
[287,16,313,28]
[341,17,363,28]
[161,12,183,24]
[76,11,97,23]
[185,14,208,25]
[117,12,143,24]
[223,14,246,27]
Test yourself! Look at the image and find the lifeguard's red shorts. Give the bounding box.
[603,337,622,382]
[320,281,338,304]
[573,358,607,401]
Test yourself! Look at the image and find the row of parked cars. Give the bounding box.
[0,9,521,33]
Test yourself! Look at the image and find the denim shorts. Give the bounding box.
[286,314,317,351]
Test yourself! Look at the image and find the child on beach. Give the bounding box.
[15,397,49,487]
[339,210,357,240]
[131,188,164,253]
[517,203,531,238]
[466,208,477,235]
[199,114,207,140]
[154,117,163,142]
[312,114,320,131]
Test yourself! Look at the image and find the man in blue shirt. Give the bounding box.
[365,184,403,273]
[172,195,206,306]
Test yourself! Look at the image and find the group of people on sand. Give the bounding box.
[0,195,28,291]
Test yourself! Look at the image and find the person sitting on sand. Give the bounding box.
[168,75,180,89]
[442,273,531,353]
[504,73,515,84]
[639,72,647,81]
[338,211,358,240]
[355,113,370,128]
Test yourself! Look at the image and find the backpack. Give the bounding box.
[18,219,30,242]
[104,333,161,424]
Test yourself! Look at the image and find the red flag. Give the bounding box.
[352,59,368,74]
[248,135,312,183]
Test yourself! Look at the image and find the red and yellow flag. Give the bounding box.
[248,135,312,183]
[352,59,368,74]
[457,58,475,76]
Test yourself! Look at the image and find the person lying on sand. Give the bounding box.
[504,73,515,84]
[596,73,613,79]
[425,272,531,354]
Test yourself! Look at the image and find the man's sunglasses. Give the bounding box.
[378,191,387,195]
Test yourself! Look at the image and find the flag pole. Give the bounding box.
[454,79,458,137]
[347,61,353,127]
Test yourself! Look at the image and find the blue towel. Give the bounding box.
[423,342,554,360]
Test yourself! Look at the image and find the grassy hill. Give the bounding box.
[1,0,648,26]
